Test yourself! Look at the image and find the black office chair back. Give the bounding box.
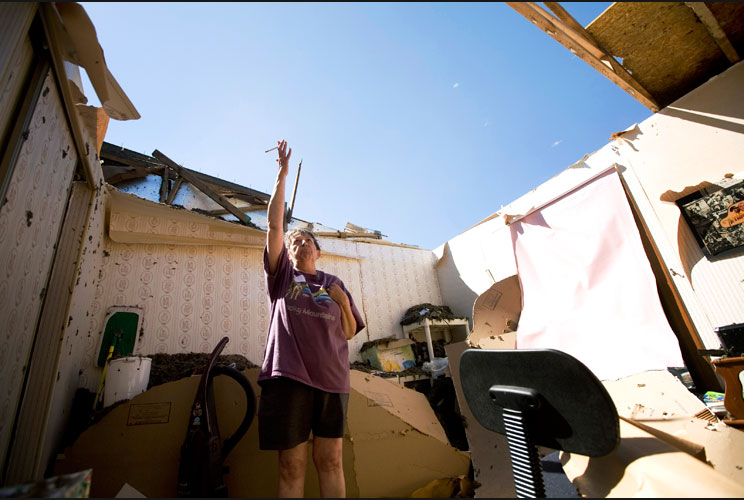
[460,348,619,498]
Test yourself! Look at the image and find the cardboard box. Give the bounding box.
[360,338,416,372]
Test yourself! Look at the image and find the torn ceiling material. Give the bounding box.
[508,2,744,111]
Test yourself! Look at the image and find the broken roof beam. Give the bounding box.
[102,165,161,184]
[685,2,741,64]
[159,164,169,203]
[314,231,382,240]
[507,2,660,112]
[165,176,183,205]
[152,150,253,226]
[207,203,268,216]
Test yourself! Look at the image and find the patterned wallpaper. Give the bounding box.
[78,218,443,391]
[0,70,77,457]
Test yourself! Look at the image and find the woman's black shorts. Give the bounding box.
[257,376,349,450]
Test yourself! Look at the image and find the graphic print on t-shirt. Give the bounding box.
[285,274,332,303]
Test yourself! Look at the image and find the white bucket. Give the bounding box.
[103,356,152,408]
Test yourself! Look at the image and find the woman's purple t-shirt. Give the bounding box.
[258,244,365,394]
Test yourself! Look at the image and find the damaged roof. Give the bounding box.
[510,2,744,111]
[101,141,270,206]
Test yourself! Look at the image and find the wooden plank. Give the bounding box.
[152,150,252,226]
[166,176,183,205]
[507,2,660,112]
[159,164,169,203]
[314,231,382,240]
[685,2,740,63]
[103,165,159,185]
[543,1,637,80]
[586,2,728,108]
[207,203,267,216]
[542,2,607,60]
[287,159,302,224]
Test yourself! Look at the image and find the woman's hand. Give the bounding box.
[329,284,356,339]
[328,284,350,307]
[276,139,291,178]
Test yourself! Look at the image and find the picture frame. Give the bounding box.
[676,178,744,257]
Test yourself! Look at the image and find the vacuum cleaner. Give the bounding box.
[176,336,256,497]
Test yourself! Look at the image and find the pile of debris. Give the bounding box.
[350,361,426,379]
[400,303,466,326]
[147,352,257,389]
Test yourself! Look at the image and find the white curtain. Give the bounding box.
[510,169,684,381]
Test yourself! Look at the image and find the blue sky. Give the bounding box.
[81,2,651,250]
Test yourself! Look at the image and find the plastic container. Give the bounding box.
[423,357,449,378]
[103,356,152,407]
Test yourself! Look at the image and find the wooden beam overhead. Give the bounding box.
[152,150,253,226]
[507,2,660,112]
[166,176,184,205]
[685,2,741,64]
[103,166,157,184]
[159,164,169,203]
[207,203,268,216]
[314,231,382,240]
[287,159,302,225]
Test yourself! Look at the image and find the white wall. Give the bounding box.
[75,199,443,392]
[436,60,744,351]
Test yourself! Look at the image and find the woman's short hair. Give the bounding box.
[285,228,320,250]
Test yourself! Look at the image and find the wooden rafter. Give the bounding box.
[314,231,382,240]
[159,164,169,203]
[287,159,302,225]
[507,2,660,112]
[152,150,253,226]
[102,165,158,184]
[207,203,268,216]
[685,2,740,64]
[166,176,184,205]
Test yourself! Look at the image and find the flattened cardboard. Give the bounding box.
[602,369,744,485]
[56,368,469,498]
[445,341,516,498]
[469,275,521,350]
[561,419,744,498]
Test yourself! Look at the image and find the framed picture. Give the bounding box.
[676,178,744,257]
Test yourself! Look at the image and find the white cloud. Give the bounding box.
[453,82,459,88]
[484,121,489,127]
[551,140,563,148]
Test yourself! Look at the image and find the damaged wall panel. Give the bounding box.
[435,61,744,386]
[79,241,270,390]
[41,177,108,480]
[0,69,78,473]
[614,60,744,337]
[6,181,91,483]
[0,3,36,153]
[353,240,443,343]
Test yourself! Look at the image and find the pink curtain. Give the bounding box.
[510,169,684,380]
